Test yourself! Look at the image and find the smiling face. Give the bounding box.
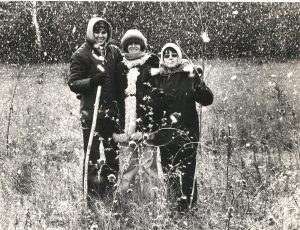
[163,49,179,68]
[93,28,108,45]
[127,43,141,54]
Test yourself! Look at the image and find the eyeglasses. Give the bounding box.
[164,53,178,58]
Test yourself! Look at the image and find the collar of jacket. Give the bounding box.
[122,53,151,69]
[150,59,195,77]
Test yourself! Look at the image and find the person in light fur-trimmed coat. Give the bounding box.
[114,29,159,142]
[113,29,161,199]
[149,43,214,213]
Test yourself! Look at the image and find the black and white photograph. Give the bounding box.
[0,1,299,229]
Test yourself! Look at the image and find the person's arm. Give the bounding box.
[68,54,106,93]
[193,66,214,106]
[115,62,126,131]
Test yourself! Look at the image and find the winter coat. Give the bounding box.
[113,53,159,142]
[68,18,123,122]
[150,61,213,144]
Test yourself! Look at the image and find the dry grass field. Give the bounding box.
[0,59,299,229]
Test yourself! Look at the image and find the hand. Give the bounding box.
[90,73,108,87]
[151,88,165,98]
[195,80,206,92]
[194,66,203,78]
[194,82,214,106]
[164,92,174,106]
[150,88,165,107]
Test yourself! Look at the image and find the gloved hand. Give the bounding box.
[164,92,175,106]
[150,88,165,108]
[194,66,203,78]
[194,81,214,106]
[90,72,108,87]
[195,81,206,93]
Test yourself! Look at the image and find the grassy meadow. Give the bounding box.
[0,59,299,229]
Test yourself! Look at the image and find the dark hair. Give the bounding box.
[93,21,109,33]
[122,37,146,53]
[163,47,177,56]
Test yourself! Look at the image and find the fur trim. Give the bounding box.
[130,131,143,141]
[112,133,129,143]
[124,67,139,138]
[150,68,160,76]
[125,68,139,95]
[125,96,137,136]
[152,59,196,77]
[123,53,151,69]
[182,64,195,78]
[182,64,194,73]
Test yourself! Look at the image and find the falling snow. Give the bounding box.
[0,2,300,63]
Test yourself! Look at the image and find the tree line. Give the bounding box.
[1,1,299,64]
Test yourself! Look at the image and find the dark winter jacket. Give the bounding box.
[113,53,159,142]
[68,18,123,122]
[150,61,213,144]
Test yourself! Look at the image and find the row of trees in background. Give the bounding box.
[1,1,300,64]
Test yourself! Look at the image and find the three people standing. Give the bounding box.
[69,16,214,213]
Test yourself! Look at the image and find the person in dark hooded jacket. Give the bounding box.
[150,43,213,213]
[68,17,122,200]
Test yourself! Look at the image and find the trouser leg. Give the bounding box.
[81,118,119,199]
[177,143,197,211]
[160,140,198,212]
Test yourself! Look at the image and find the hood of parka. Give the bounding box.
[160,43,183,65]
[86,17,112,45]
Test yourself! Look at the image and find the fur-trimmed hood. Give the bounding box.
[160,43,183,65]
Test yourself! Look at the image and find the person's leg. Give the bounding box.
[176,142,198,212]
[160,144,182,210]
[101,137,119,181]
[82,119,101,164]
[81,119,102,200]
[156,131,199,212]
[97,118,119,198]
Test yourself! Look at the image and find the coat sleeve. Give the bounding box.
[68,53,93,94]
[193,67,214,106]
[100,46,123,103]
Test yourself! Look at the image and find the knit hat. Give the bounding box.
[160,43,183,64]
[121,29,147,53]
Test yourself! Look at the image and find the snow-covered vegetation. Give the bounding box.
[1,2,300,229]
[0,59,299,229]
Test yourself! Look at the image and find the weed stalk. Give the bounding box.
[6,66,24,156]
[226,125,232,194]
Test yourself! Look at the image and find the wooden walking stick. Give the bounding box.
[83,63,105,202]
[83,85,102,201]
[176,30,210,209]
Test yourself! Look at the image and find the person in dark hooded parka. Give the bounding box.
[150,43,214,213]
[68,17,123,201]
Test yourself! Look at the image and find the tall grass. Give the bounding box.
[0,60,299,229]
